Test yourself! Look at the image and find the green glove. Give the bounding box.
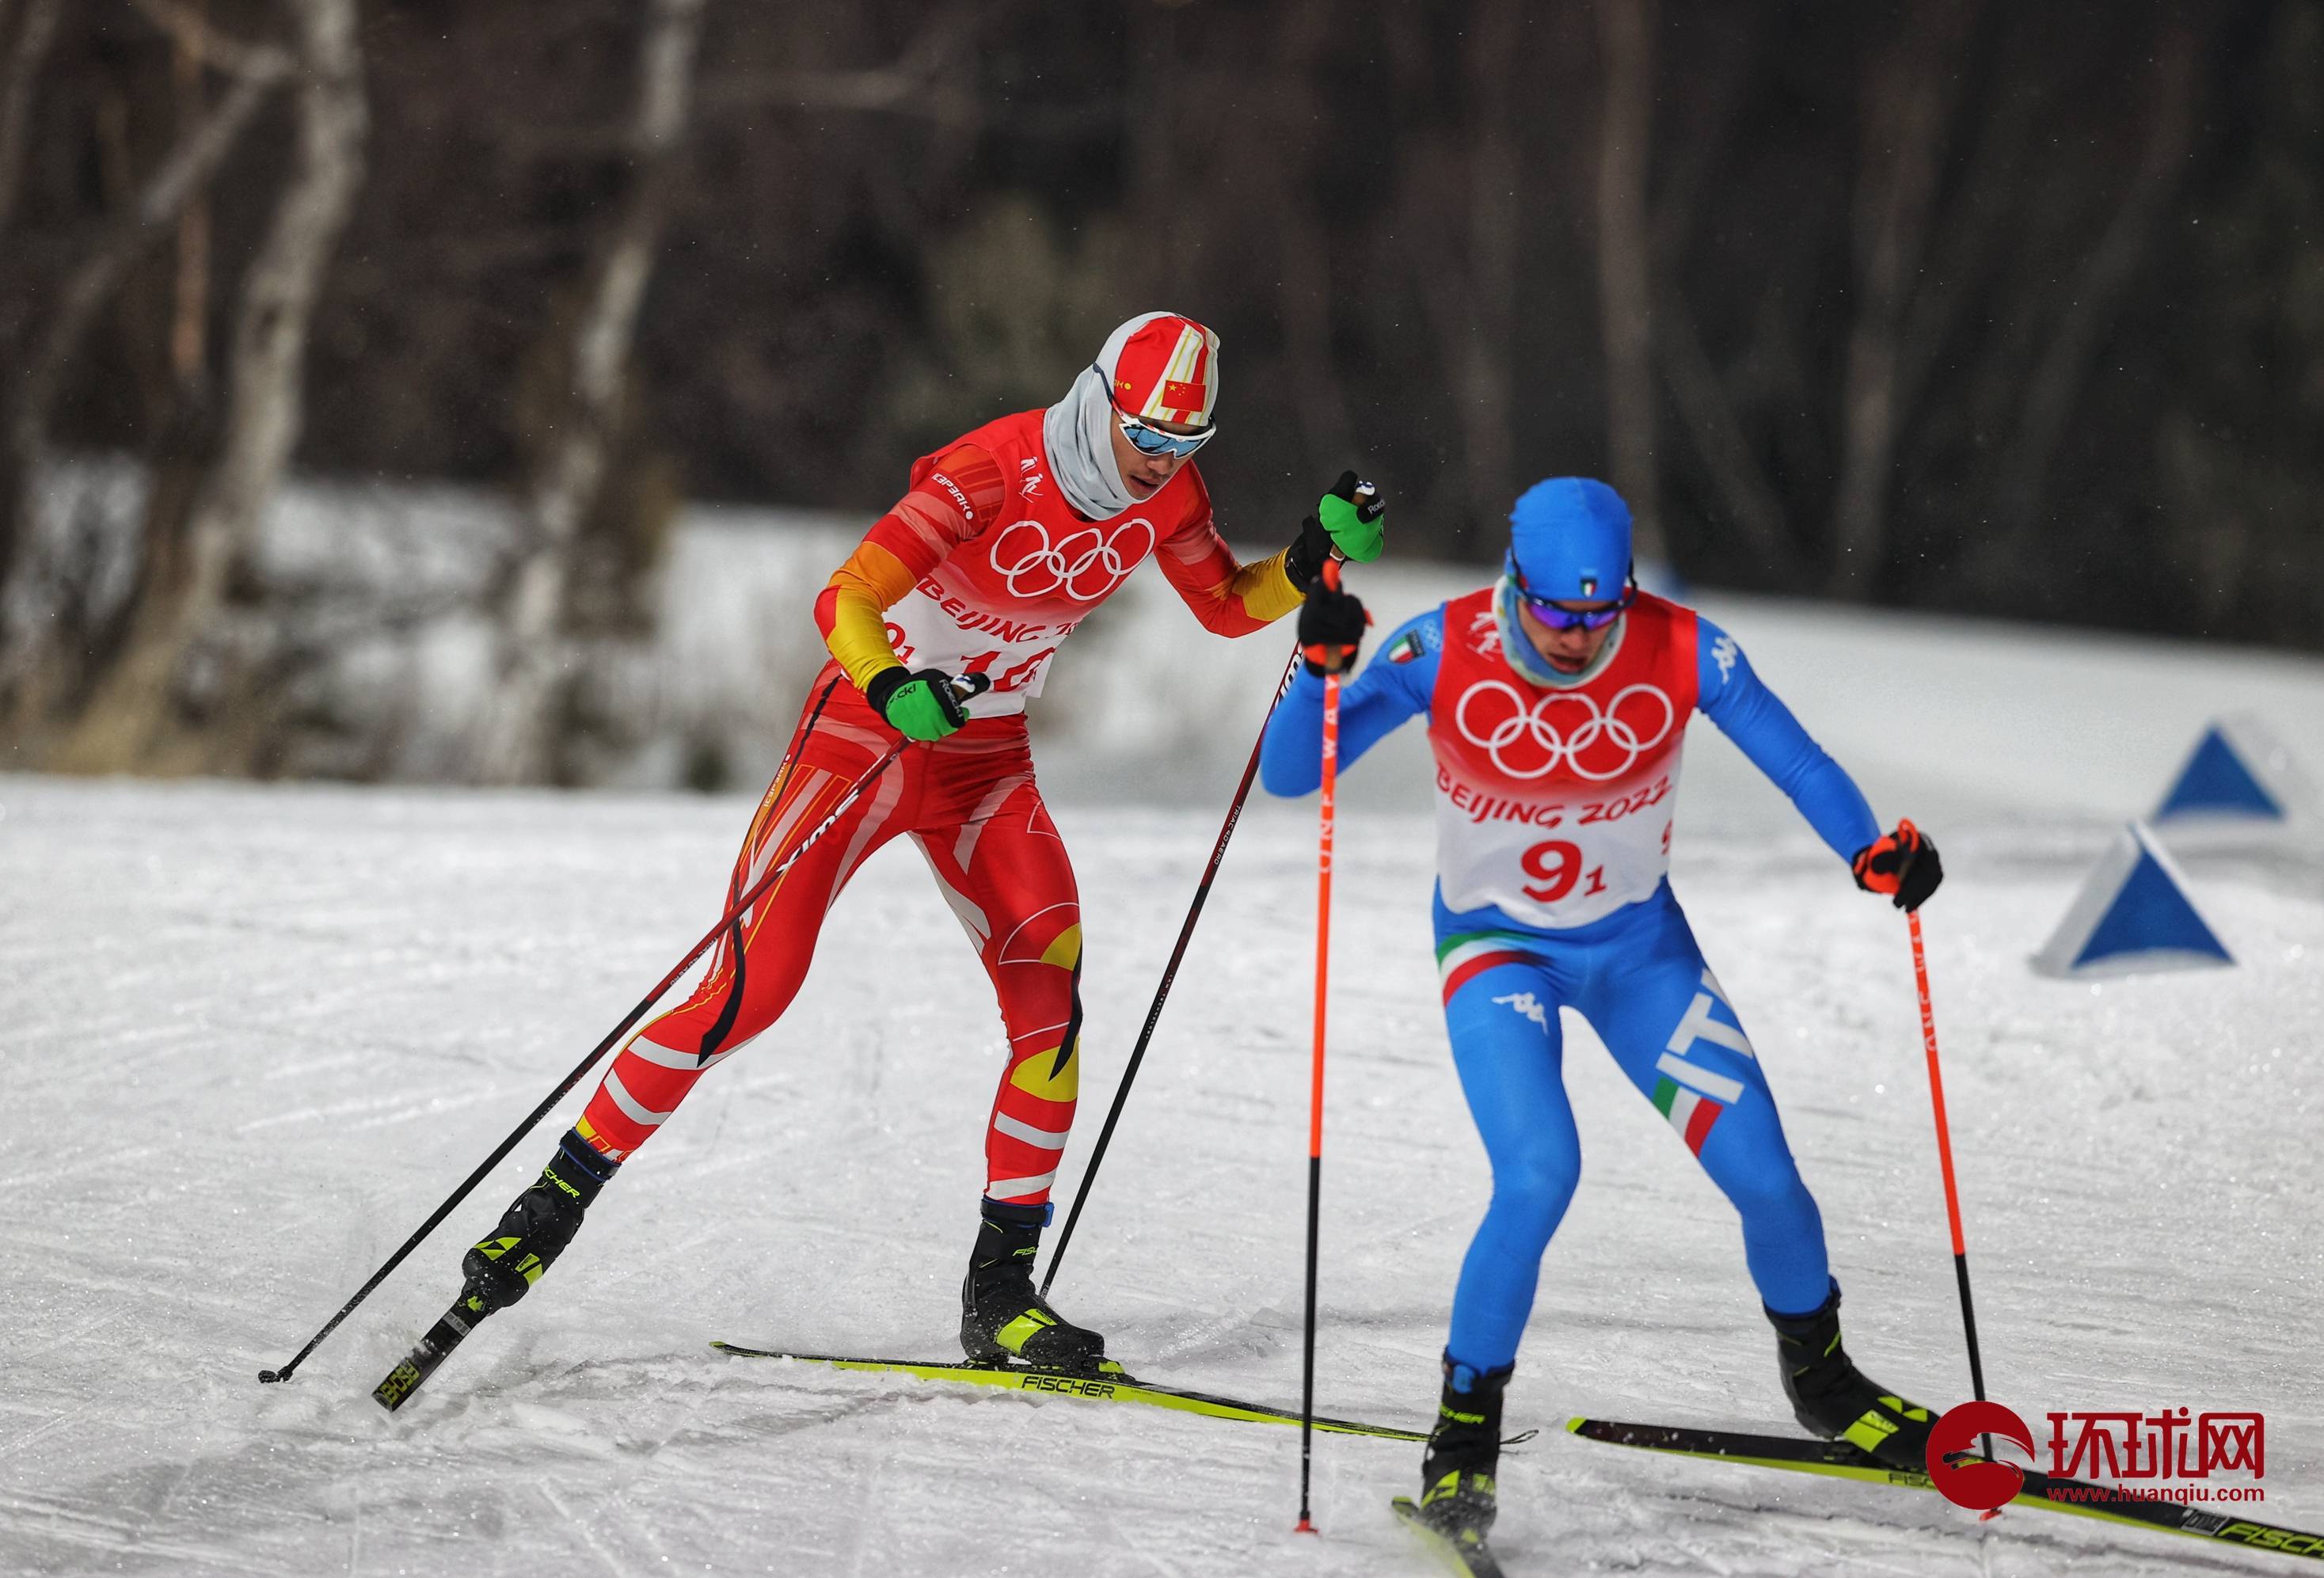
[865,666,970,742]
[1286,470,1388,587]
[1315,470,1386,563]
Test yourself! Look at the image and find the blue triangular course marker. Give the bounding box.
[2032,822,2234,979]
[2155,724,2284,822]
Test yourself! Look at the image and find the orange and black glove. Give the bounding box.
[1852,820,1943,912]
[1298,564,1370,676]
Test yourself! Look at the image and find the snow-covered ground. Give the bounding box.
[3,599,2322,1576]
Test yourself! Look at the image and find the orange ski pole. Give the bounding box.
[1295,557,1348,1533]
[1901,819,1992,1462]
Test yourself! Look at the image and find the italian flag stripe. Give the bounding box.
[1436,931,1534,968]
[1653,1075,1723,1156]
[1442,950,1533,1004]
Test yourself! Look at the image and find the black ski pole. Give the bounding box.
[1039,650,1300,1297]
[261,675,977,1385]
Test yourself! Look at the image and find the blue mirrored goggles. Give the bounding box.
[1094,363,1215,458]
[1505,550,1634,631]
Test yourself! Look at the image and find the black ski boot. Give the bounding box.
[460,1131,618,1314]
[958,1200,1115,1375]
[1416,1356,1512,1548]
[1767,1282,1935,1470]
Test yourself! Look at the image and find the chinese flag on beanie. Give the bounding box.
[1109,315,1219,428]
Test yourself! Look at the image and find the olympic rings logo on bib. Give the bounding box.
[1454,680,1675,781]
[989,517,1158,601]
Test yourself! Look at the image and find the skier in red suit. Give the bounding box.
[451,313,1386,1375]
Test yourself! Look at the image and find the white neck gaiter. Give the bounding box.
[1040,311,1180,522]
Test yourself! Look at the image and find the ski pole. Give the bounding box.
[1040,648,1301,1297]
[1900,827,1992,1462]
[1296,557,1349,1534]
[260,675,980,1385]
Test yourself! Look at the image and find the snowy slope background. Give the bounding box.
[4,491,2323,1575]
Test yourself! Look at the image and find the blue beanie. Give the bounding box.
[1508,478,1632,602]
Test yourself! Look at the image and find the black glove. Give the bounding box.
[1285,470,1387,587]
[1299,573,1369,677]
[1852,822,1943,912]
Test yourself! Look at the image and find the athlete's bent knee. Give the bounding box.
[1487,1148,1581,1243]
[1710,1158,1814,1226]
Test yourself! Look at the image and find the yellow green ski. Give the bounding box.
[711,1342,1432,1441]
[1390,1493,1506,1576]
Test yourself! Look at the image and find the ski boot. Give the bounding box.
[461,1130,619,1314]
[1767,1282,1935,1470]
[371,1130,618,1411]
[1414,1356,1511,1548]
[958,1199,1116,1375]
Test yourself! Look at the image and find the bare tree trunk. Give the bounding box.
[48,0,365,774]
[475,0,706,786]
[1116,3,1181,304]
[1596,0,1661,559]
[0,33,287,722]
[169,0,215,388]
[1634,35,1798,576]
[1655,288,1797,576]
[1436,0,1523,532]
[0,0,58,242]
[1826,6,1976,599]
[1267,0,1355,473]
[1989,24,2196,566]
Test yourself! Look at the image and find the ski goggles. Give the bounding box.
[1506,550,1635,631]
[1095,364,1215,458]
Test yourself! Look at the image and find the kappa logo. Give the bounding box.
[989,516,1156,601]
[1492,991,1550,1029]
[1712,633,1737,683]
[1455,680,1675,782]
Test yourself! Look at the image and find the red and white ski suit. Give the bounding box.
[572,408,1301,1204]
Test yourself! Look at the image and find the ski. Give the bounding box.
[1389,1495,1506,1577]
[711,1343,1438,1442]
[371,1292,489,1412]
[1569,1417,2324,1562]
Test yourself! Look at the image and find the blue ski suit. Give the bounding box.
[1260,586,1879,1374]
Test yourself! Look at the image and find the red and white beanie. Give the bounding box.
[1106,314,1220,429]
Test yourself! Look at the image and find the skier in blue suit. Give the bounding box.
[1263,477,1946,1548]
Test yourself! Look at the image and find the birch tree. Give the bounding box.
[0,1,291,735]
[0,0,60,243]
[48,0,365,773]
[1596,0,1661,561]
[1826,5,1977,599]
[474,0,708,786]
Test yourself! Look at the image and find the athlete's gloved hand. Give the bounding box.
[865,666,976,742]
[1852,821,1943,911]
[1287,471,1386,584]
[1317,470,1386,563]
[1299,568,1370,677]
